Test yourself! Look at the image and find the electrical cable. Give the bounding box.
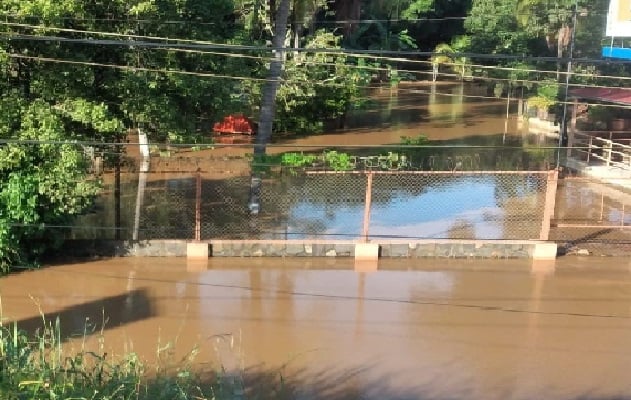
[0,10,612,25]
[3,30,631,65]
[7,52,631,107]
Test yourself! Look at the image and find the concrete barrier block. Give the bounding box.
[187,242,209,259]
[532,242,557,260]
[355,243,379,260]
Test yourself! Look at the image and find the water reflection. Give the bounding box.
[279,174,544,240]
[343,82,504,134]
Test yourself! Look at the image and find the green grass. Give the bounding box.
[0,317,238,400]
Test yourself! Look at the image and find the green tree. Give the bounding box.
[1,0,242,143]
[249,30,370,134]
[0,92,122,271]
[0,0,241,270]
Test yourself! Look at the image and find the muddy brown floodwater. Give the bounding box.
[3,257,631,399]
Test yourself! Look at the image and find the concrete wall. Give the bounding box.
[62,239,188,258]
[62,239,556,259]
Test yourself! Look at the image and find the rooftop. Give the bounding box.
[570,87,631,106]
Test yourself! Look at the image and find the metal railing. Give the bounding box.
[572,131,631,169]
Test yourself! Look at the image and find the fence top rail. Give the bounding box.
[304,170,552,175]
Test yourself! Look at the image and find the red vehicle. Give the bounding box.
[213,114,257,135]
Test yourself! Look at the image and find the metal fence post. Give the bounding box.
[362,172,373,242]
[539,169,559,241]
[195,171,201,241]
[114,138,121,240]
[607,132,613,167]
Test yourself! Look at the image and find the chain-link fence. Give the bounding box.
[54,142,631,255]
[58,144,562,242]
[550,172,631,256]
[14,141,631,252]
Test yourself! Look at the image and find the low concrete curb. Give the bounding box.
[62,239,558,260]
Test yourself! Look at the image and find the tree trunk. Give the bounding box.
[248,0,291,215]
[334,0,361,39]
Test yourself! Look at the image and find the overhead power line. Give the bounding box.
[6,53,269,82]
[7,46,631,98]
[0,8,611,25]
[2,23,626,86]
[7,52,631,115]
[8,51,631,95]
[2,29,630,65]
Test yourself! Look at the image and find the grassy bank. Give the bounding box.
[0,317,238,400]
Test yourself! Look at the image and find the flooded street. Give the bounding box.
[76,82,554,242]
[4,257,631,399]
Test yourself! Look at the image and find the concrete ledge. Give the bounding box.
[532,242,558,260]
[187,242,209,259]
[61,239,561,259]
[355,243,379,260]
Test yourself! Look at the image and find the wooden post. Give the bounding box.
[114,137,121,240]
[361,172,373,242]
[539,169,559,241]
[195,171,201,242]
[133,129,150,241]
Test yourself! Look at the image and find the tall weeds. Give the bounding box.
[0,317,234,400]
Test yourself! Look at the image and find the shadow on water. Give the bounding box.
[9,288,155,340]
[236,366,631,400]
[237,364,466,400]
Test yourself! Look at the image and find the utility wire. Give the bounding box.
[0,7,612,24]
[4,31,631,85]
[8,49,631,97]
[6,52,631,115]
[4,30,627,86]
[7,53,270,82]
[3,30,630,65]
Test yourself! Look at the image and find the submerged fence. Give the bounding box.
[9,141,631,254]
[64,144,560,242]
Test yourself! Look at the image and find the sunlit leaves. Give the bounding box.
[269,30,370,133]
[129,1,158,16]
[0,97,101,271]
[56,99,123,134]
